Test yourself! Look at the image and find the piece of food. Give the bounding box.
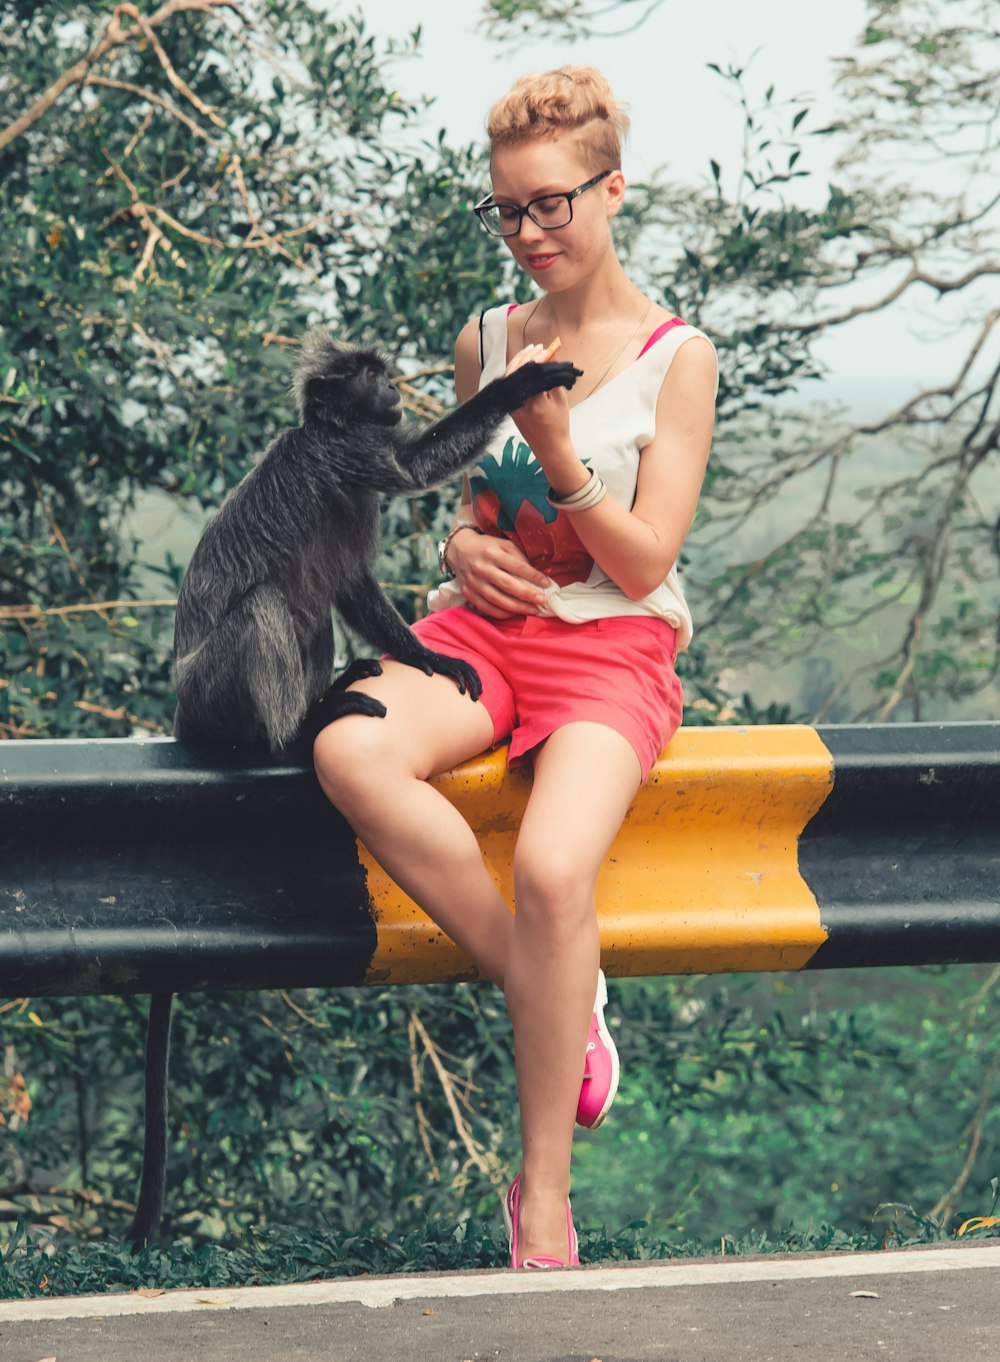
[541,336,562,361]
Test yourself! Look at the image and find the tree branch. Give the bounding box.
[0,1,239,155]
[83,75,219,143]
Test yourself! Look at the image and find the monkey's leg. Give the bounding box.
[336,574,482,701]
[175,586,310,752]
[128,992,173,1246]
[302,622,333,698]
[302,659,388,740]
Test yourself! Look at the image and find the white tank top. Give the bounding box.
[427,303,718,651]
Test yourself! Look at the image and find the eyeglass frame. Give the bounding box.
[471,168,613,237]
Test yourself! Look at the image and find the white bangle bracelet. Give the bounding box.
[546,469,607,512]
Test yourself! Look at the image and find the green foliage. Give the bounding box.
[2,1209,977,1298]
[2,966,997,1271]
[1,0,998,1282]
[0,0,496,734]
[479,0,668,41]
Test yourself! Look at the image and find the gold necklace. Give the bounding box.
[524,295,653,401]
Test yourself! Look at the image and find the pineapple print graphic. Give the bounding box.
[469,437,595,586]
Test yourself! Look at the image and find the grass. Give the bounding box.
[4,1212,995,1299]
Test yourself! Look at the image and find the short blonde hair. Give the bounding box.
[486,65,630,171]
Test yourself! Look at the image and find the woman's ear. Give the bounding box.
[605,169,626,219]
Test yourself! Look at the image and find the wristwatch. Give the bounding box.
[437,519,482,577]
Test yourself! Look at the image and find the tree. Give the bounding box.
[2,0,997,1256]
[479,0,668,41]
[481,0,999,721]
[0,0,515,739]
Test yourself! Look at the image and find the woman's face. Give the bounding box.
[489,137,624,293]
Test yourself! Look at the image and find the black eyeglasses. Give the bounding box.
[472,169,612,237]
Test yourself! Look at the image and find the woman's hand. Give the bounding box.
[503,343,575,466]
[447,524,552,619]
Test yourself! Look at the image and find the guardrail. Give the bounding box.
[2,720,998,1239]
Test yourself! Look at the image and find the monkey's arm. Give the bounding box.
[335,572,482,700]
[385,360,582,493]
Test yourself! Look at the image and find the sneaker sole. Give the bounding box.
[585,969,620,1129]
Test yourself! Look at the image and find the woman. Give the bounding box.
[313,65,718,1269]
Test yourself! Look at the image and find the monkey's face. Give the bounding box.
[362,363,403,426]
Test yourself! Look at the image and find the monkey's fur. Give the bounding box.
[171,328,582,753]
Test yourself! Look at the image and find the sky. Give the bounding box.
[321,0,982,403]
[348,0,864,189]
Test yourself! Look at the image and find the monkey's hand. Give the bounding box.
[394,643,483,701]
[330,657,384,691]
[304,667,388,740]
[495,360,583,411]
[305,688,389,740]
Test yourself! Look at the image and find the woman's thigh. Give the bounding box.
[513,720,644,909]
[313,658,499,788]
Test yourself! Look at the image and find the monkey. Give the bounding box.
[171,327,582,754]
[124,332,582,1245]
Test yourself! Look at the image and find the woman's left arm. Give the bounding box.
[515,337,717,600]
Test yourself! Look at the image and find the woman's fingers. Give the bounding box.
[503,343,548,377]
[449,534,554,616]
[479,570,548,613]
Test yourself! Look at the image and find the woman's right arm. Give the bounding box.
[444,320,552,619]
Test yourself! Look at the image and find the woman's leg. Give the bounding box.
[312,660,515,984]
[507,721,643,1266]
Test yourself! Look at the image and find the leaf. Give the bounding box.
[136,1287,165,1298]
[195,1296,232,1306]
[957,1217,1000,1236]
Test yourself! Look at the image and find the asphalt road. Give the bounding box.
[1,1244,997,1362]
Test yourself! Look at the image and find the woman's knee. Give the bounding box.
[313,713,405,807]
[512,838,596,929]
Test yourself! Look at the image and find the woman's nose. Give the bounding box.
[516,212,547,244]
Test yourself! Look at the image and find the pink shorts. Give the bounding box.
[410,607,683,782]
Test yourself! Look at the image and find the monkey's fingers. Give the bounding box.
[396,650,483,701]
[331,657,383,692]
[317,693,388,725]
[537,361,585,391]
[541,336,562,362]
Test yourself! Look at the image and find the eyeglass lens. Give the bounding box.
[480,195,574,236]
[476,170,610,236]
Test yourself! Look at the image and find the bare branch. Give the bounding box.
[83,75,219,143]
[0,1,239,154]
[0,599,177,622]
[118,2,226,128]
[785,260,1000,334]
[928,1045,1000,1227]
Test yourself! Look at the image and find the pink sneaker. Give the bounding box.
[576,969,619,1129]
[503,1172,580,1269]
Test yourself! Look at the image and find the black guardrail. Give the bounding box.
[1,721,997,1241]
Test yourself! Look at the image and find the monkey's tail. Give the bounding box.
[128,992,173,1247]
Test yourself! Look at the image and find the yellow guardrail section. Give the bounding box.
[359,724,834,984]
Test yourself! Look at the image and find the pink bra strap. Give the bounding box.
[637,316,685,358]
[507,303,519,315]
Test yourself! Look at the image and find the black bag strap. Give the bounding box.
[478,309,486,371]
